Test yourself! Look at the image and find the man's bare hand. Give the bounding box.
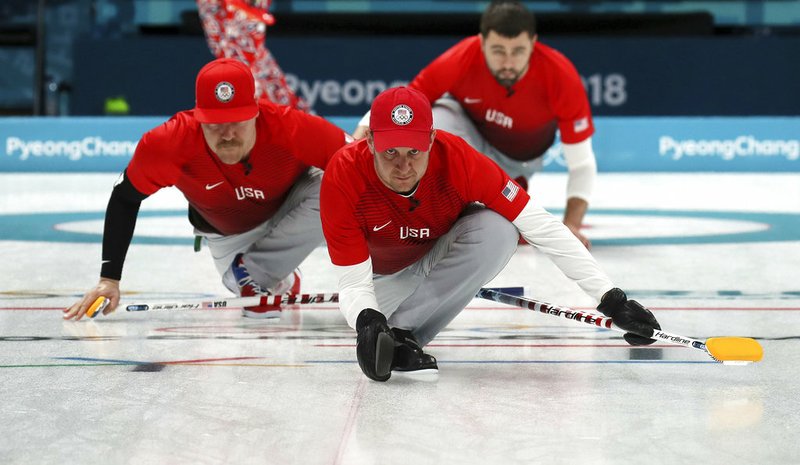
[63,278,121,321]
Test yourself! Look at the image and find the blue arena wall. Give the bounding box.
[69,36,800,118]
[1,116,797,173]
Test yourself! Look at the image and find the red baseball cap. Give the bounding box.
[369,86,433,153]
[194,58,258,124]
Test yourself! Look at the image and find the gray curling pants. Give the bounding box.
[375,207,519,347]
[196,168,324,293]
[433,96,543,180]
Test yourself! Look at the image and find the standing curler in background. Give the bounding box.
[196,0,310,112]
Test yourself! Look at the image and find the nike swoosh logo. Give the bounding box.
[463,97,482,104]
[205,181,224,190]
[372,220,392,231]
[101,260,111,264]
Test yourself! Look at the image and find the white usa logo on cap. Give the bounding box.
[391,104,413,126]
[215,81,235,103]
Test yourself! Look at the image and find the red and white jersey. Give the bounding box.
[126,99,347,235]
[197,0,309,112]
[321,131,529,275]
[410,36,593,161]
[322,131,614,329]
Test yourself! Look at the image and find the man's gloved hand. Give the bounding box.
[597,288,661,346]
[355,308,395,381]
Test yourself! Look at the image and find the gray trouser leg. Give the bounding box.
[199,168,324,292]
[433,96,541,180]
[377,207,518,347]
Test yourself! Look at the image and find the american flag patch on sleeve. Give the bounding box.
[573,117,589,133]
[501,179,519,201]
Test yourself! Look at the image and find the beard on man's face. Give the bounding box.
[494,68,522,88]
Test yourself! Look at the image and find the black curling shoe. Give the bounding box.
[391,328,438,374]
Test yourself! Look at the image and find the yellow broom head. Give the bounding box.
[706,337,763,364]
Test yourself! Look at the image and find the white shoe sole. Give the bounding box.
[393,367,439,376]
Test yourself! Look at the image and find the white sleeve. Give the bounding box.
[357,110,371,129]
[334,258,380,329]
[512,197,614,302]
[562,138,597,202]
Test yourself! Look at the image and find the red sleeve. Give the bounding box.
[442,132,529,220]
[409,37,479,103]
[275,105,350,170]
[546,48,594,144]
[320,147,371,266]
[125,116,185,195]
